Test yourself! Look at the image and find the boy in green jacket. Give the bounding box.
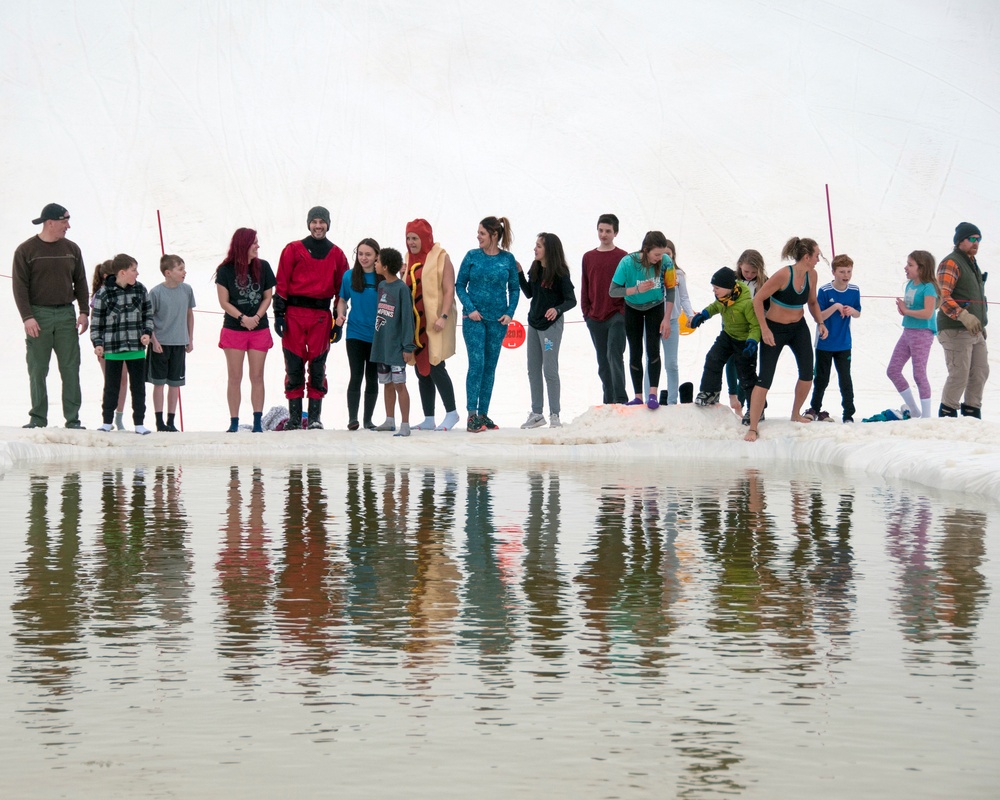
[690,267,761,425]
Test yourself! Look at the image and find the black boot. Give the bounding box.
[307,398,323,429]
[938,403,958,418]
[679,382,694,404]
[286,398,303,430]
[960,403,982,419]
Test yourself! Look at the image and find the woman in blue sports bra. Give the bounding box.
[743,236,828,441]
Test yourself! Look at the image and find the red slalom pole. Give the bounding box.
[156,209,184,431]
[825,184,836,258]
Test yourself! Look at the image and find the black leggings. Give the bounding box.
[624,303,664,394]
[103,357,146,425]
[757,318,813,389]
[417,361,457,417]
[345,338,378,424]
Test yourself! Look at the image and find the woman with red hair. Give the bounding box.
[404,218,460,430]
[215,227,276,432]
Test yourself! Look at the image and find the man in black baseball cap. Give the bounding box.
[31,203,70,225]
[12,203,90,428]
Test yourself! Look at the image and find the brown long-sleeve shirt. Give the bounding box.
[11,235,89,321]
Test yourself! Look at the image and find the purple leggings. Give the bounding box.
[887,328,934,397]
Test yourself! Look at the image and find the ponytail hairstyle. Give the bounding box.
[780,236,819,263]
[528,232,570,286]
[480,216,514,251]
[92,258,118,293]
[639,230,669,277]
[217,227,260,285]
[908,250,940,297]
[737,249,768,285]
[351,237,382,292]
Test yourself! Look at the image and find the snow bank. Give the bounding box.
[4,405,999,501]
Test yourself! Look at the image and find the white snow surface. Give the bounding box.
[2,1,999,499]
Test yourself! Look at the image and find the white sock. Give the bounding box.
[899,388,919,417]
[436,410,461,431]
[921,397,932,418]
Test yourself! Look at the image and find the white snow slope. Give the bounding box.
[2,1,999,498]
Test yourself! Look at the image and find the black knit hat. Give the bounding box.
[32,203,69,225]
[711,267,737,291]
[954,221,981,244]
[307,206,331,227]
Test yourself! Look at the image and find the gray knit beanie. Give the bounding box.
[307,206,331,227]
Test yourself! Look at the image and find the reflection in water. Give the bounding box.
[698,471,856,668]
[346,465,415,652]
[93,467,192,677]
[522,471,570,665]
[885,493,987,676]
[216,466,273,684]
[1,462,995,797]
[275,466,343,674]
[11,473,87,700]
[405,469,460,668]
[577,480,680,674]
[460,468,514,674]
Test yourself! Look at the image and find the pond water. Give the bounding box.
[0,461,997,799]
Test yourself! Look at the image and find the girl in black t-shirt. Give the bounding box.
[215,227,276,432]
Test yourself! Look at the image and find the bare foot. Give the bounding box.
[744,428,759,442]
[729,395,742,414]
[791,413,812,423]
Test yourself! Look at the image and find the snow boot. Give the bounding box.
[286,398,303,430]
[938,403,958,418]
[307,398,324,429]
[960,403,982,419]
[679,382,694,404]
[695,391,720,406]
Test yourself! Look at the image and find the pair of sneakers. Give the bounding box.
[99,423,152,435]
[803,408,832,422]
[468,414,499,433]
[521,412,562,429]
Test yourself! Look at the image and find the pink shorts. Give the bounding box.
[219,327,274,352]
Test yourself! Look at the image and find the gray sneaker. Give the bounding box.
[521,412,546,429]
[549,413,562,428]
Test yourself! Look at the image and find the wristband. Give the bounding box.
[442,313,448,319]
[238,314,244,323]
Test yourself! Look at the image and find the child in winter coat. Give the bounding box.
[689,267,761,425]
[91,253,153,434]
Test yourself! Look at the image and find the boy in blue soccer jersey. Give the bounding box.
[805,254,861,422]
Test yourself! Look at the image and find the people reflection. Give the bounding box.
[11,473,86,705]
[577,480,676,673]
[461,468,514,671]
[145,465,193,636]
[886,495,987,672]
[92,468,150,640]
[522,470,569,661]
[405,469,461,676]
[276,466,343,673]
[216,466,274,684]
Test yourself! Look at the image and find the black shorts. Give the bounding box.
[147,345,187,386]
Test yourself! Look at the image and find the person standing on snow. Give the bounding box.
[13,203,90,429]
[936,221,989,418]
[274,206,350,429]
